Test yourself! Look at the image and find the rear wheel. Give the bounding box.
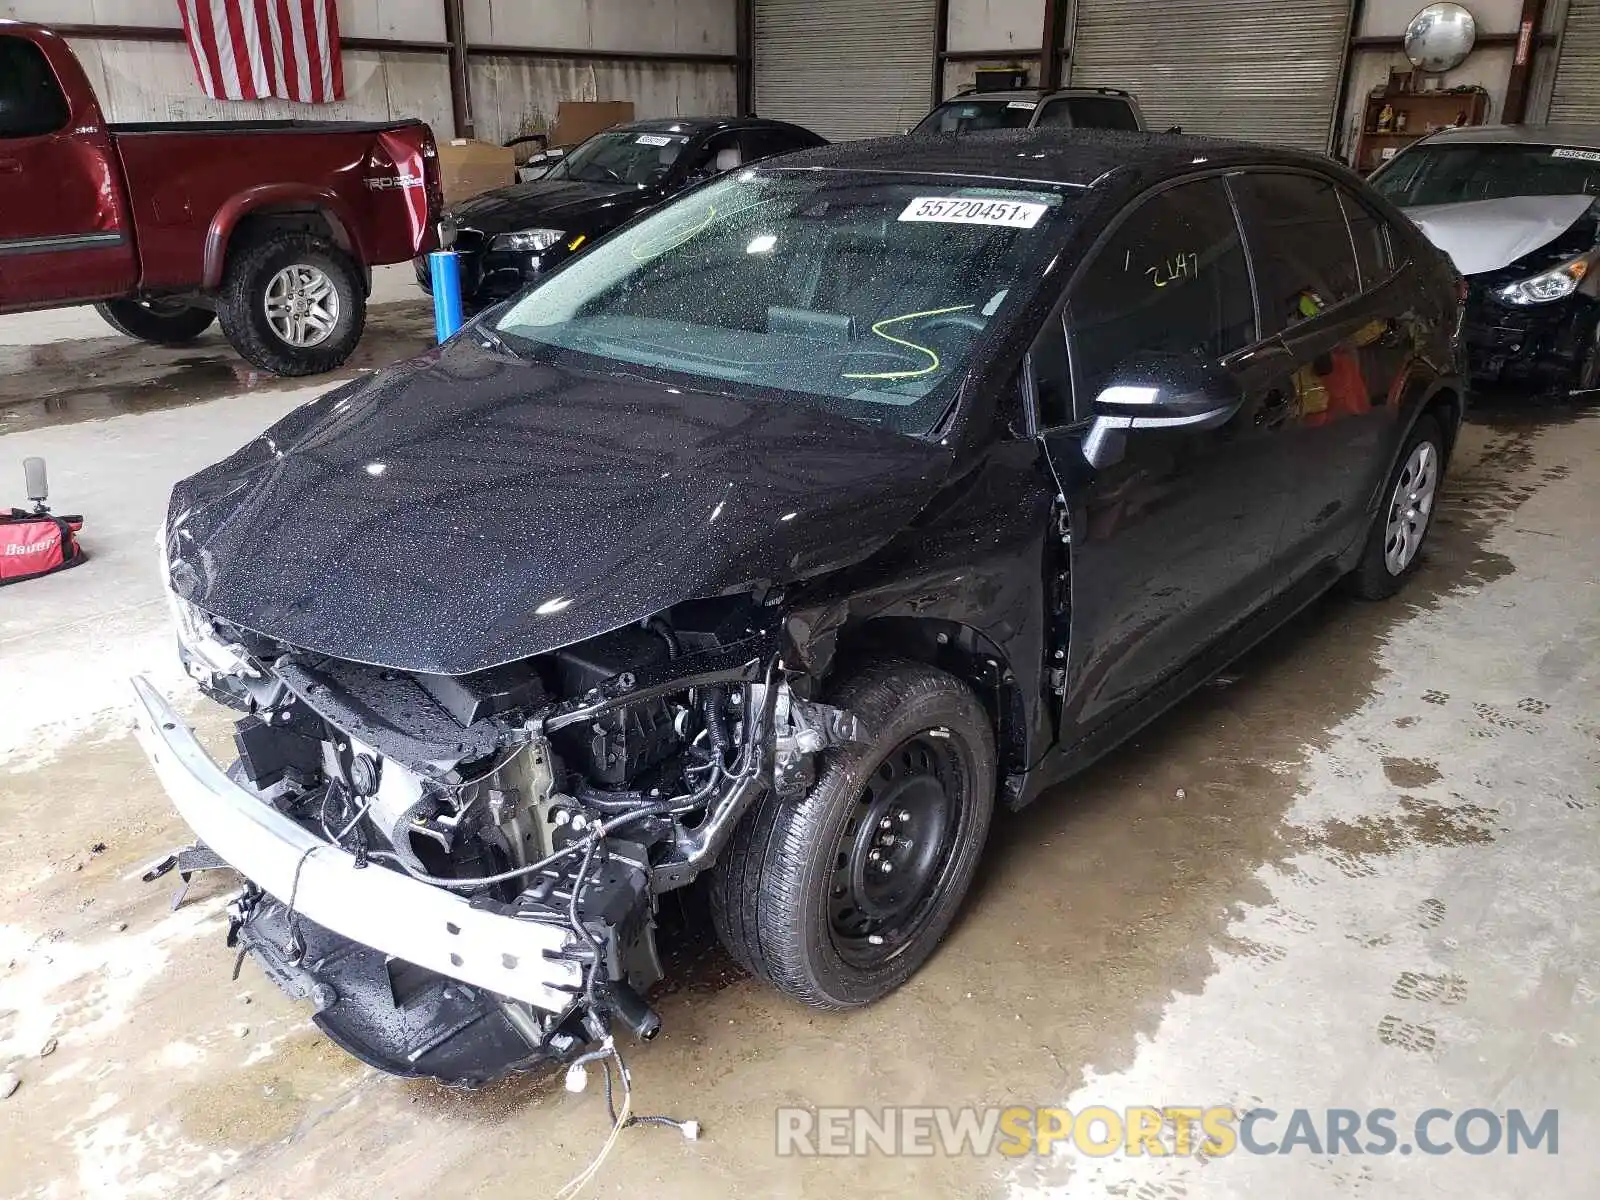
[1347,415,1445,600]
[217,233,365,376]
[95,298,216,346]
[709,661,996,1009]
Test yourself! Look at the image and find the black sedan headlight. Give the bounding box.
[490,228,566,253]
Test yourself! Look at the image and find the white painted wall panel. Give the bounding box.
[67,39,452,132]
[466,0,736,55]
[1356,0,1521,36]
[469,56,735,145]
[947,0,1041,53]
[2,0,443,39]
[943,56,1037,101]
[1336,45,1512,162]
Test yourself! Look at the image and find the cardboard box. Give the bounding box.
[437,139,517,208]
[551,101,635,150]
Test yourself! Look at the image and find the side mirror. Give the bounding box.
[1082,351,1243,469]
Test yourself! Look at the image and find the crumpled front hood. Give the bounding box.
[449,179,651,233]
[164,337,952,675]
[1404,194,1595,276]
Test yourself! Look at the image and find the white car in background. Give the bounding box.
[1371,124,1600,393]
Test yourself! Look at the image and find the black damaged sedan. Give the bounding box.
[137,130,1465,1086]
[421,115,826,311]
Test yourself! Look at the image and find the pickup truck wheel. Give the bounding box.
[94,298,216,347]
[709,661,996,1009]
[217,234,364,376]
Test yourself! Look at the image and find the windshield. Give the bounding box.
[552,130,688,186]
[912,98,1037,135]
[494,170,1074,436]
[1373,143,1600,206]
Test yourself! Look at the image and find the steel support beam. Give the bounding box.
[1039,0,1070,90]
[442,0,473,139]
[1502,0,1550,123]
[737,0,755,115]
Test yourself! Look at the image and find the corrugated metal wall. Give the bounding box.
[753,0,938,139]
[1550,0,1600,123]
[470,57,736,145]
[1069,0,1354,150]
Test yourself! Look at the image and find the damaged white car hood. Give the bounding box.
[1404,194,1595,276]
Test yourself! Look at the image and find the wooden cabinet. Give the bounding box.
[1354,88,1490,173]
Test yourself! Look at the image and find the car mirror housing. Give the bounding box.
[1082,350,1243,469]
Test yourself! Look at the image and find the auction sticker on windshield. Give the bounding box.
[636,134,678,146]
[899,197,1048,227]
[1552,147,1600,162]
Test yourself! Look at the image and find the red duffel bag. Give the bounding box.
[1,509,85,585]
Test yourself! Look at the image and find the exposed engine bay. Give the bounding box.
[144,593,859,1085]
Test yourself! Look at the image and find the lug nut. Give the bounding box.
[897,810,911,823]
[879,817,894,830]
[868,848,882,862]
[879,861,894,874]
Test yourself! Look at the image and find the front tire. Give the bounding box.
[217,233,365,376]
[95,298,216,346]
[1347,415,1446,600]
[709,661,996,1009]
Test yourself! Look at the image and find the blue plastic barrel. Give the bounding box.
[428,250,465,343]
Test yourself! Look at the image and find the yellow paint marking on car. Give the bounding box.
[843,304,978,382]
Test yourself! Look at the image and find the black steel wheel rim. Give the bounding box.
[828,732,964,967]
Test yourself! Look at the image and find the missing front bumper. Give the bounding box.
[128,676,582,1014]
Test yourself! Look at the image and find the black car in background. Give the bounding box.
[421,115,826,310]
[142,130,1465,1087]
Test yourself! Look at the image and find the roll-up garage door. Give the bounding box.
[1550,0,1600,124]
[1068,0,1353,151]
[754,0,937,140]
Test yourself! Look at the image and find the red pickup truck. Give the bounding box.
[0,22,440,375]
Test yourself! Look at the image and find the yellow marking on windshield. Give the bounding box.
[843,305,977,382]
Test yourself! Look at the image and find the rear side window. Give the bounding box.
[1067,177,1256,406]
[1037,96,1139,131]
[0,37,69,139]
[1338,189,1394,289]
[1231,173,1361,333]
[739,127,818,164]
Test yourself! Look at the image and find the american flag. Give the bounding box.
[177,1,346,104]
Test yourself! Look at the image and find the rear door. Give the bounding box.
[0,32,136,309]
[1230,171,1396,582]
[1038,176,1296,737]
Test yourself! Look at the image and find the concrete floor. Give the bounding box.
[0,293,1596,1199]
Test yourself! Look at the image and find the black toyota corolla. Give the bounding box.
[138,130,1465,1089]
[421,115,826,310]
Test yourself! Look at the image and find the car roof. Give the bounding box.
[940,87,1133,103]
[1417,123,1600,150]
[619,116,812,137]
[764,127,1338,191]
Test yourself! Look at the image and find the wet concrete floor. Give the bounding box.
[0,325,1596,1198]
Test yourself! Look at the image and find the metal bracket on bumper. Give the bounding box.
[129,675,582,1014]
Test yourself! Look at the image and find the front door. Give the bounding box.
[1035,176,1295,740]
[1230,171,1401,580]
[0,33,136,310]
